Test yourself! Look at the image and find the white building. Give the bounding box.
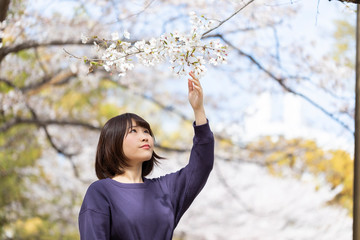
[243,92,353,153]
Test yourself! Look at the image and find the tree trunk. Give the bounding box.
[0,0,10,22]
[335,0,360,4]
[354,4,360,240]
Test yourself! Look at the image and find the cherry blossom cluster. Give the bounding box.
[81,12,228,79]
[0,89,26,115]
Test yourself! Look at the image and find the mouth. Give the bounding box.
[140,144,151,149]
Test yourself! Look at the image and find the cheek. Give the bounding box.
[122,143,130,157]
[122,136,135,154]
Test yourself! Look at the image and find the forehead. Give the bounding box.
[127,118,150,130]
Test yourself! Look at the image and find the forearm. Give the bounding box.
[187,71,207,126]
[193,107,207,126]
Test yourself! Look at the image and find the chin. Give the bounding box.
[141,156,152,162]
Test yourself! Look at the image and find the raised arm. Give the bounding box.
[158,72,214,226]
[188,71,207,126]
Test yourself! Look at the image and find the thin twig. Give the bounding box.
[216,34,354,135]
[201,0,255,38]
[107,0,157,24]
[62,48,82,60]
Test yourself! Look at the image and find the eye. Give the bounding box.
[129,128,137,133]
[144,129,150,134]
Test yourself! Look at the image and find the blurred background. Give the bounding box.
[0,0,356,239]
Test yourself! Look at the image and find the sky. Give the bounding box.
[12,1,355,238]
[204,0,356,153]
[32,0,357,153]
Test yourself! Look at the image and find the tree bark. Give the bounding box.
[0,0,10,22]
[331,0,360,4]
[354,4,360,240]
[343,0,360,3]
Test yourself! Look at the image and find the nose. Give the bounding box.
[141,133,149,142]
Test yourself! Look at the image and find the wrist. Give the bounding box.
[194,108,207,126]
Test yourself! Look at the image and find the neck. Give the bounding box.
[113,164,143,183]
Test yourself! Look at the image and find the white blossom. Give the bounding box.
[123,30,130,39]
[81,33,89,44]
[81,12,227,79]
[111,32,119,41]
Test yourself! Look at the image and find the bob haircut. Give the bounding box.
[95,113,163,179]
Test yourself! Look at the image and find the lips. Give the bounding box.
[140,144,151,149]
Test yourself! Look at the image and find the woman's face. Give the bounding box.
[122,119,154,164]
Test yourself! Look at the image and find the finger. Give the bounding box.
[189,71,198,81]
[188,78,202,89]
[189,81,202,94]
[192,84,202,94]
[188,79,193,92]
[189,71,200,81]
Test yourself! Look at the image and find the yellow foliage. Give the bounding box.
[218,137,235,152]
[332,18,355,68]
[247,136,353,214]
[27,71,76,96]
[14,217,44,236]
[99,103,123,120]
[157,121,193,149]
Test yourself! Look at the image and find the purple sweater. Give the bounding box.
[78,122,214,240]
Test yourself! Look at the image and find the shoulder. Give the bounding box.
[83,179,112,201]
[89,178,109,188]
[86,179,109,192]
[80,179,111,215]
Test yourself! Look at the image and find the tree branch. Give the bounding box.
[0,39,86,63]
[0,77,16,88]
[26,105,78,157]
[104,78,191,122]
[330,0,360,4]
[109,0,156,24]
[213,159,281,216]
[24,70,77,95]
[215,34,354,135]
[201,0,255,38]
[154,144,188,153]
[0,117,101,133]
[0,0,10,22]
[23,104,81,177]
[1,70,77,95]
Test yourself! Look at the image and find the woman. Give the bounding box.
[78,71,214,240]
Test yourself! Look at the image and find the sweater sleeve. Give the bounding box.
[163,121,214,226]
[78,181,111,240]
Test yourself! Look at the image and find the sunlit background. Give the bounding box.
[0,0,356,239]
